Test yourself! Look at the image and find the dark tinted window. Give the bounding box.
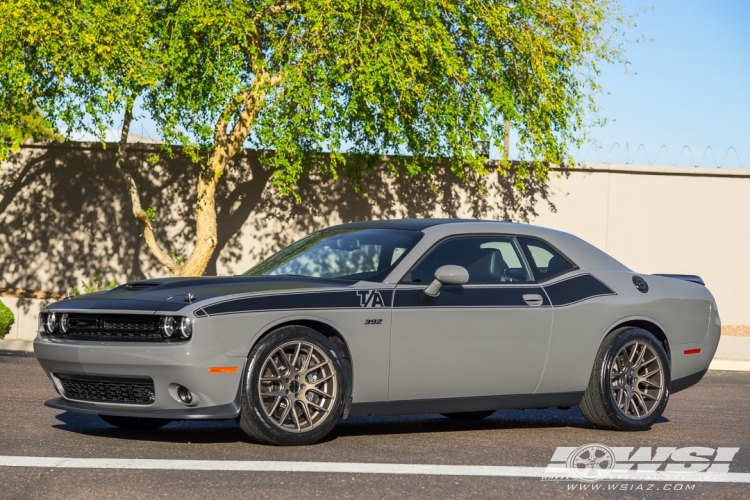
[403,236,533,284]
[518,238,576,281]
[244,229,422,282]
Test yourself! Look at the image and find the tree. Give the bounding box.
[2,0,630,277]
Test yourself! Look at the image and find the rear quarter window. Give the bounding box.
[518,237,577,282]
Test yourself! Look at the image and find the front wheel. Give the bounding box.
[238,325,349,446]
[98,415,171,430]
[579,327,670,431]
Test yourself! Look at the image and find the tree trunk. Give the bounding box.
[177,163,220,276]
[176,75,277,277]
[114,97,181,276]
[116,73,279,278]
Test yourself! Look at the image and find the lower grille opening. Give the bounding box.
[56,374,155,405]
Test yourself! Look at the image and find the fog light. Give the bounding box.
[44,313,57,333]
[177,385,192,405]
[59,313,69,334]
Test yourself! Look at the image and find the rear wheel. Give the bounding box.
[579,327,670,431]
[238,325,349,446]
[440,411,495,420]
[98,415,171,430]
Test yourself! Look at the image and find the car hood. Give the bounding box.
[46,276,355,313]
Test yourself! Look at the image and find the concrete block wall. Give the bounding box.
[1,143,749,335]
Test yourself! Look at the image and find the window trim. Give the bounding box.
[245,228,424,282]
[397,233,537,285]
[517,236,579,283]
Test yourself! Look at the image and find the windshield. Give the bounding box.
[244,228,423,281]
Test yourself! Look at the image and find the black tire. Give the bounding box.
[98,415,171,430]
[238,325,350,446]
[579,327,670,431]
[440,411,495,420]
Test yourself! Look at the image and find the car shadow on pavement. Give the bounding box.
[51,408,670,445]
[52,412,252,444]
[327,408,669,442]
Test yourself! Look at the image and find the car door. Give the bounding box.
[388,235,553,401]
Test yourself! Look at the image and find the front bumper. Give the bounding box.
[34,335,245,420]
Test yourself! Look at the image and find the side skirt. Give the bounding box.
[347,392,585,418]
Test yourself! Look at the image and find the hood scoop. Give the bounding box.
[125,282,162,291]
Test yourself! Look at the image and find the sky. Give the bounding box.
[567,0,750,167]
[111,0,750,168]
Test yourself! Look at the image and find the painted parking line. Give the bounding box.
[1,456,750,483]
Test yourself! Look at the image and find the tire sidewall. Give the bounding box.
[240,325,349,446]
[600,328,671,430]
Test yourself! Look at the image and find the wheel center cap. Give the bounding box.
[289,380,300,392]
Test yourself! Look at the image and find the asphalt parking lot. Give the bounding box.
[1,352,749,499]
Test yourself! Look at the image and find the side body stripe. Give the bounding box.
[198,274,615,316]
[542,273,616,307]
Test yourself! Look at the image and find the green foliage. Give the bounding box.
[0,300,14,340]
[71,273,117,296]
[0,0,162,153]
[1,0,634,274]
[2,0,631,181]
[168,250,185,266]
[0,107,60,159]
[147,0,633,191]
[144,207,157,222]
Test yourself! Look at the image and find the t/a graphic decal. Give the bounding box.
[357,290,386,308]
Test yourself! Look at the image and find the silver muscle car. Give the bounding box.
[34,219,720,445]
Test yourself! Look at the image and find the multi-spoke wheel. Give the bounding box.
[609,340,665,420]
[238,325,349,445]
[579,327,670,431]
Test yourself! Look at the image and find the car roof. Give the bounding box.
[328,218,510,232]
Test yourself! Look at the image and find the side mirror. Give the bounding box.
[424,265,469,297]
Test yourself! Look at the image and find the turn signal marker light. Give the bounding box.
[683,348,702,355]
[209,366,238,374]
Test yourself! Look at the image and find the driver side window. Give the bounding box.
[403,236,534,284]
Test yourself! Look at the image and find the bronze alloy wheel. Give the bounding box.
[609,340,665,420]
[238,325,349,445]
[578,326,670,431]
[257,340,338,432]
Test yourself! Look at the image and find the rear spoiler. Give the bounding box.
[653,274,705,286]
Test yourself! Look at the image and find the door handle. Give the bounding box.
[522,294,544,307]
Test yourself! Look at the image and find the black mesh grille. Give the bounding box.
[58,374,155,405]
[54,314,170,342]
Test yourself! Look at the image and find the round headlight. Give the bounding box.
[161,316,175,338]
[44,313,57,334]
[177,317,192,340]
[59,313,70,334]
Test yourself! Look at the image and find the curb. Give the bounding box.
[0,339,33,353]
[708,359,750,372]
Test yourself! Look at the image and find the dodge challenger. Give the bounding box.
[34,219,720,445]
